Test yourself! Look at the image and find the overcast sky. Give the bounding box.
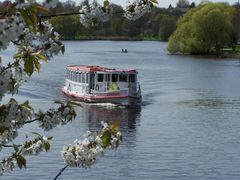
[91,0,237,8]
[0,0,237,8]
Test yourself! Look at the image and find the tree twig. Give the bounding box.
[1,144,21,148]
[24,118,39,124]
[0,62,17,74]
[53,165,69,180]
[38,12,84,19]
[38,10,124,19]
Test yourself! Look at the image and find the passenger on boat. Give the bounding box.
[109,82,119,91]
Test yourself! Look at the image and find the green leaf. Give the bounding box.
[19,8,38,29]
[54,100,64,105]
[110,120,120,134]
[103,0,110,8]
[9,98,18,104]
[61,46,65,54]
[48,136,53,140]
[35,54,48,61]
[14,53,22,59]
[0,126,8,134]
[101,130,111,149]
[19,10,33,27]
[24,56,34,76]
[13,144,19,152]
[150,0,158,4]
[44,141,51,152]
[31,3,50,14]
[32,132,42,137]
[28,9,38,28]
[21,101,33,110]
[21,101,33,119]
[16,155,26,169]
[33,59,41,73]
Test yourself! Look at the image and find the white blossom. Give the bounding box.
[0,159,15,175]
[61,137,104,168]
[16,20,63,58]
[0,99,32,129]
[0,66,12,100]
[36,105,76,131]
[79,0,110,28]
[20,136,50,155]
[0,14,25,50]
[124,0,153,20]
[0,128,18,147]
[61,122,121,168]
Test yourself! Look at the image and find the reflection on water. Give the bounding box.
[178,98,240,110]
[80,103,141,131]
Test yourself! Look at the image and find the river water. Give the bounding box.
[2,41,240,180]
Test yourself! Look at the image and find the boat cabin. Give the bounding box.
[64,65,139,95]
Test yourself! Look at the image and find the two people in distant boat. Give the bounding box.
[122,48,128,53]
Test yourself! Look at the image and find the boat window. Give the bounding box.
[82,73,86,83]
[68,70,70,79]
[70,71,73,81]
[80,73,82,83]
[76,72,80,82]
[67,70,69,79]
[105,74,110,82]
[86,73,89,83]
[73,72,76,82]
[112,74,118,82]
[75,72,78,82]
[129,74,136,82]
[119,74,127,82]
[98,74,104,82]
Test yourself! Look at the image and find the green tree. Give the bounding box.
[159,15,177,41]
[50,15,82,39]
[176,0,189,8]
[231,4,240,51]
[168,3,235,54]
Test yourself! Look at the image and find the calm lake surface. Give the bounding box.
[2,41,240,180]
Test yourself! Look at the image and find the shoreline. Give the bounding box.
[60,36,162,41]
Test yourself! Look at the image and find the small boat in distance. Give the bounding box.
[122,49,128,53]
[62,65,142,106]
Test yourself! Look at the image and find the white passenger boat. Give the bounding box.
[62,65,142,105]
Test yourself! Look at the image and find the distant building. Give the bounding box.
[168,1,196,13]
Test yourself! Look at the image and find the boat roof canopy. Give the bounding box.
[67,65,137,73]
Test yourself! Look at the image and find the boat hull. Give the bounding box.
[62,87,141,106]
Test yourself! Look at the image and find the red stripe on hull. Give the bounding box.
[62,88,141,105]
